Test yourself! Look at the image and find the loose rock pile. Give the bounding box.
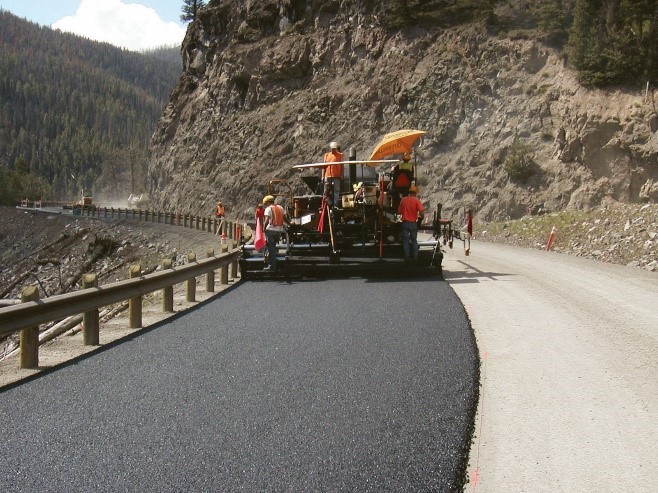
[479,202,658,272]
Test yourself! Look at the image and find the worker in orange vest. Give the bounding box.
[397,185,425,262]
[214,201,225,236]
[262,195,289,271]
[322,141,344,206]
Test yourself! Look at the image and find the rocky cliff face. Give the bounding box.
[148,0,658,222]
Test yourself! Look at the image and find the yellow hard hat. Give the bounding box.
[409,185,418,194]
[263,195,275,204]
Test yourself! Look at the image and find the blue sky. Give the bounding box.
[0,0,188,51]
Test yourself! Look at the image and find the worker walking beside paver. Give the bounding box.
[397,185,425,262]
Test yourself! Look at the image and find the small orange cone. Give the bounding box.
[546,224,557,251]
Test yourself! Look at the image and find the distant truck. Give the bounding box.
[127,193,150,208]
[64,195,93,215]
[78,196,93,207]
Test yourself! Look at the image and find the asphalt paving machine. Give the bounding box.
[239,130,471,279]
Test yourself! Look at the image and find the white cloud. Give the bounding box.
[52,0,186,51]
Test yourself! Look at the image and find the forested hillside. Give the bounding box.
[0,10,181,205]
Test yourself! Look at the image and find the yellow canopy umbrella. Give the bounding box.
[369,129,426,161]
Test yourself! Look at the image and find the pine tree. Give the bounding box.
[181,0,206,23]
[535,0,569,46]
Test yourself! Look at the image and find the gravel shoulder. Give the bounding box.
[444,241,658,492]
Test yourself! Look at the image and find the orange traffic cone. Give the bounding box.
[545,224,557,251]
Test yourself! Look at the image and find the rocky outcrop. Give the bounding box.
[148,0,658,222]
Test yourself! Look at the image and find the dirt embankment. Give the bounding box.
[477,201,658,272]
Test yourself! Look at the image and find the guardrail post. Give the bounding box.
[231,241,239,279]
[128,265,142,328]
[220,245,229,285]
[19,285,39,369]
[206,249,215,292]
[186,253,197,302]
[161,259,174,312]
[82,274,99,345]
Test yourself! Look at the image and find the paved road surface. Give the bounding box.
[443,241,658,493]
[0,276,478,492]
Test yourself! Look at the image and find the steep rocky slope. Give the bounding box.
[147,1,658,223]
[0,208,220,302]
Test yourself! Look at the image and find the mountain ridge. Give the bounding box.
[0,10,181,204]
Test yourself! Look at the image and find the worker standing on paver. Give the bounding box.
[322,141,344,206]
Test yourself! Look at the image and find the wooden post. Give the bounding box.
[186,253,196,302]
[161,258,174,312]
[220,244,229,285]
[206,249,215,292]
[82,274,99,345]
[128,265,142,328]
[19,285,39,369]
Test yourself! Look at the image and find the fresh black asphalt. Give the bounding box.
[0,276,479,492]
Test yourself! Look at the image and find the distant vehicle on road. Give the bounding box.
[127,193,150,208]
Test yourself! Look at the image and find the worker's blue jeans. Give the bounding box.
[324,178,341,206]
[401,221,419,261]
[266,230,281,269]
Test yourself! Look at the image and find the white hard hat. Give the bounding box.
[329,141,339,149]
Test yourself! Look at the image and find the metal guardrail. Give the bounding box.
[2,205,251,370]
[0,250,240,338]
[16,201,246,241]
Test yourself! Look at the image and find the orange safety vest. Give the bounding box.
[215,204,225,217]
[323,151,344,179]
[268,204,284,226]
